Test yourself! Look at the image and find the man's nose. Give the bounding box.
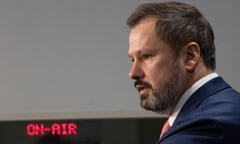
[128,62,144,80]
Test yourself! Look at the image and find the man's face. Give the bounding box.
[128,17,183,114]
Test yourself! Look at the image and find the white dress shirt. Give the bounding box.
[168,72,219,126]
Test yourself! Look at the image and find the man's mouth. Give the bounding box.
[134,80,151,95]
[135,85,150,95]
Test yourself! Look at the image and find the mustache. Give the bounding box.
[134,80,152,88]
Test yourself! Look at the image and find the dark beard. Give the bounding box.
[141,59,183,113]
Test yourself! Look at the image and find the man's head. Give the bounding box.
[127,1,215,115]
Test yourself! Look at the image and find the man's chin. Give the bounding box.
[140,100,169,113]
[141,105,153,111]
[140,100,156,111]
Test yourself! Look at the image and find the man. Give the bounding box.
[127,1,240,144]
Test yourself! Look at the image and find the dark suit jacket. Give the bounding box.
[156,77,240,144]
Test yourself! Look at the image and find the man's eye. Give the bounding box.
[142,54,152,59]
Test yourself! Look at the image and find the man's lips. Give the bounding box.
[134,80,151,95]
[135,85,144,92]
[135,85,150,95]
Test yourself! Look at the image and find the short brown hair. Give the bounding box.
[127,1,216,70]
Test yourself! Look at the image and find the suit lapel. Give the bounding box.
[159,77,231,141]
[173,77,230,126]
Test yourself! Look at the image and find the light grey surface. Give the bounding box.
[0,0,239,120]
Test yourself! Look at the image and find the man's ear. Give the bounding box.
[182,42,201,72]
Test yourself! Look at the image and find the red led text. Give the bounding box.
[26,122,77,136]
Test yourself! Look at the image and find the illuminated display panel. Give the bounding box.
[0,118,165,144]
[0,119,99,144]
[26,122,77,136]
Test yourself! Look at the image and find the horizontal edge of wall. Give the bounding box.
[0,110,167,121]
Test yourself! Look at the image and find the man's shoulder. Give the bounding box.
[158,79,240,144]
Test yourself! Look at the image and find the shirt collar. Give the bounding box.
[168,72,219,126]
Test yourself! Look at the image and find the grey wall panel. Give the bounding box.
[0,0,239,120]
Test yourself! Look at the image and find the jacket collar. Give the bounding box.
[159,77,230,141]
[174,77,230,124]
